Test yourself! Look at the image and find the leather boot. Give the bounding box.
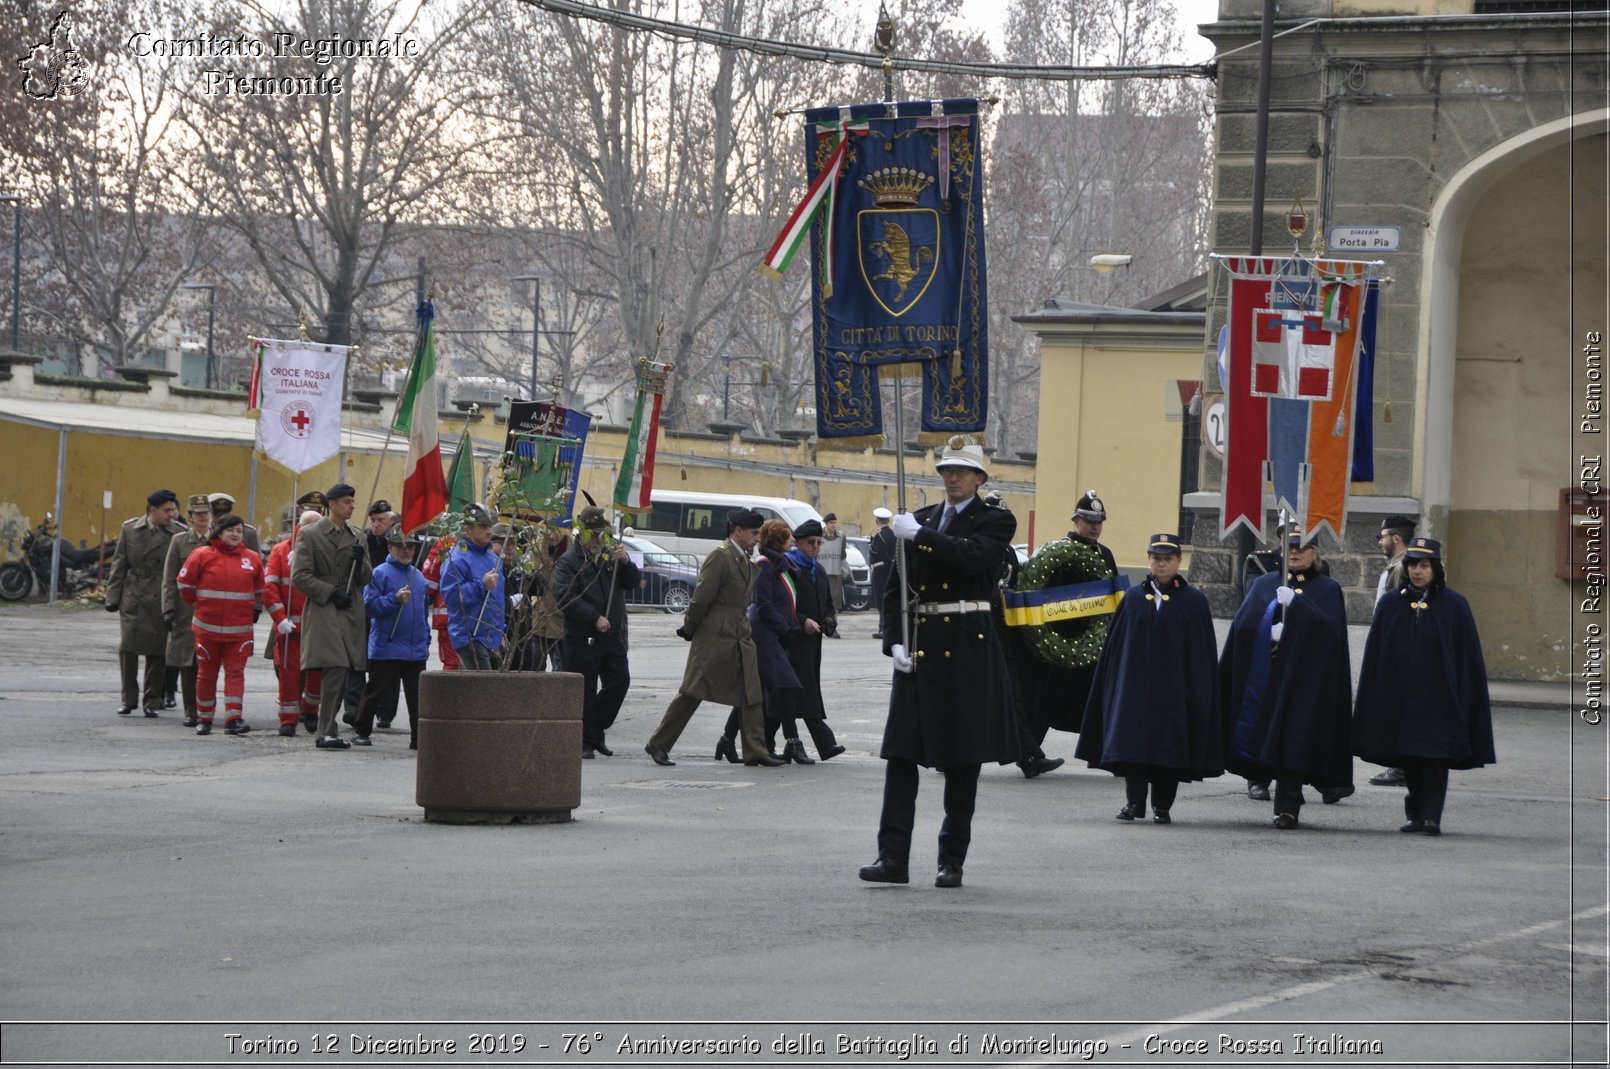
[783,738,815,764]
[714,735,739,764]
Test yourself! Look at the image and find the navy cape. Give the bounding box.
[1353,584,1495,769]
[1075,575,1223,780]
[1219,568,1353,787]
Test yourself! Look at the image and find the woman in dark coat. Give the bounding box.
[783,519,845,760]
[1353,537,1494,835]
[1077,534,1222,823]
[748,520,810,764]
[1220,530,1354,829]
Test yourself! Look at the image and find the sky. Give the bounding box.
[958,0,1222,63]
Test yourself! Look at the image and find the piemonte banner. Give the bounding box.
[247,338,349,475]
[1220,256,1376,543]
[762,99,989,449]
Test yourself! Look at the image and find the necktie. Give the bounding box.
[937,505,956,533]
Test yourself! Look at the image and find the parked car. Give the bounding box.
[844,537,873,612]
[620,536,700,614]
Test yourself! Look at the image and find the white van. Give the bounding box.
[627,489,873,610]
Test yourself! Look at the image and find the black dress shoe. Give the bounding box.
[162,692,177,709]
[1037,757,1065,774]
[581,748,595,759]
[595,743,614,757]
[1370,767,1407,786]
[116,705,135,716]
[645,746,676,767]
[1272,812,1299,829]
[1018,760,1043,779]
[1399,819,1425,833]
[818,744,846,761]
[195,722,212,736]
[301,716,318,734]
[871,631,883,639]
[142,707,160,718]
[714,736,739,763]
[858,858,909,884]
[1421,820,1441,836]
[1321,785,1355,804]
[744,753,785,767]
[1152,811,1172,824]
[350,735,371,746]
[315,736,350,750]
[223,720,251,735]
[182,716,198,727]
[783,739,815,765]
[277,724,297,737]
[935,863,963,888]
[1116,802,1144,821]
[1247,782,1271,801]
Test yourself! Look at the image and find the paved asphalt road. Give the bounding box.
[0,602,1605,1068]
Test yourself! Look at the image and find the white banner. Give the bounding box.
[253,339,348,474]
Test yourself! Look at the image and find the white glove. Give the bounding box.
[276,618,295,636]
[891,513,921,541]
[891,643,914,674]
[509,593,524,607]
[1270,622,1285,643]
[1275,585,1295,606]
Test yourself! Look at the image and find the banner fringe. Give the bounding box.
[816,435,883,452]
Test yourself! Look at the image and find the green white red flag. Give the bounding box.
[613,359,674,513]
[759,114,868,298]
[395,300,448,534]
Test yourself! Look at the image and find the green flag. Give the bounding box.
[445,426,475,512]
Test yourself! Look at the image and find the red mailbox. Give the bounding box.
[1558,487,1606,581]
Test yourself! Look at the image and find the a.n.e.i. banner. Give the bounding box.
[769,100,988,450]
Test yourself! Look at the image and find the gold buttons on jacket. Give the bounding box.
[944,650,951,657]
[943,615,951,623]
[941,582,949,590]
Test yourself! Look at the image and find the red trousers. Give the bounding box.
[195,633,254,725]
[436,626,460,671]
[272,635,322,726]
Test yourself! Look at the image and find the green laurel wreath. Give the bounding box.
[1016,538,1115,668]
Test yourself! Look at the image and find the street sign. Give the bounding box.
[1202,394,1226,458]
[1328,226,1401,253]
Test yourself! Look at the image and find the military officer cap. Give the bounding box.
[575,506,609,531]
[1147,533,1183,556]
[207,491,235,514]
[1403,536,1441,560]
[822,512,837,523]
[461,502,494,528]
[186,493,212,514]
[727,507,764,531]
[296,489,327,511]
[935,435,988,475]
[146,488,178,508]
[1073,490,1106,522]
[326,483,357,502]
[1286,527,1318,548]
[793,518,824,540]
[873,507,892,520]
[368,499,393,517]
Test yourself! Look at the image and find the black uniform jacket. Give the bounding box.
[879,496,1019,768]
[1220,567,1353,787]
[1076,574,1224,781]
[552,543,642,643]
[1019,531,1118,732]
[1353,583,1495,770]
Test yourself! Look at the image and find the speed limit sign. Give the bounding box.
[1202,394,1227,458]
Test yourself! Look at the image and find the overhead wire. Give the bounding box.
[512,0,1215,82]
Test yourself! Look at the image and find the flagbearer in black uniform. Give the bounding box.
[1352,538,1494,835]
[1076,534,1223,823]
[859,438,1019,890]
[1220,529,1354,829]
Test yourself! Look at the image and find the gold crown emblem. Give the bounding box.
[857,167,934,209]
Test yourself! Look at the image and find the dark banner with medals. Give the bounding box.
[783,100,989,450]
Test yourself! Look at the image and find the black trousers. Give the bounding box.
[876,757,981,869]
[1125,770,1180,814]
[1273,774,1307,816]
[1403,762,1450,823]
[356,659,424,743]
[564,634,630,751]
[119,651,165,709]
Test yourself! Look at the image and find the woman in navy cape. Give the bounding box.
[1219,530,1354,829]
[1076,533,1222,823]
[1352,537,1494,835]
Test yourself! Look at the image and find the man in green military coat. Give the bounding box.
[160,494,215,726]
[291,483,373,749]
[643,508,781,767]
[106,488,185,716]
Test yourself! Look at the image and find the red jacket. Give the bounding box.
[178,539,266,640]
[263,536,308,630]
[420,536,454,634]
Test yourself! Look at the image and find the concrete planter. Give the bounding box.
[415,670,584,824]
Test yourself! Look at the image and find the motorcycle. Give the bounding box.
[0,515,113,601]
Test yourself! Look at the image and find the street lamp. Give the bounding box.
[0,194,21,350]
[1089,253,1133,303]
[181,282,216,389]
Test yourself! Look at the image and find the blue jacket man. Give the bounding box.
[441,505,505,670]
[353,528,432,747]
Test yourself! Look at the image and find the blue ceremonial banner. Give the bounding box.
[802,100,989,449]
[504,400,591,523]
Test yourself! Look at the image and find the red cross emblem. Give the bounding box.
[280,403,315,439]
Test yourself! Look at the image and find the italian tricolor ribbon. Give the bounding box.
[759,110,868,298]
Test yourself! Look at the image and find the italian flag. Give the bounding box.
[759,117,867,298]
[613,360,672,513]
[395,301,448,534]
